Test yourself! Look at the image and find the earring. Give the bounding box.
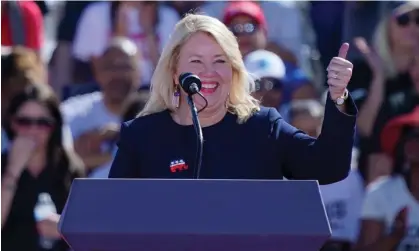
[172,85,180,108]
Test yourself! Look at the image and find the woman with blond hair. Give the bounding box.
[350,2,418,189]
[109,14,357,185]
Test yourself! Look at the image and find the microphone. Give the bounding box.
[178,72,204,179]
[179,72,202,95]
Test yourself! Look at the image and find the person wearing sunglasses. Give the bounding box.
[1,85,84,251]
[347,1,418,184]
[244,49,285,110]
[222,1,297,64]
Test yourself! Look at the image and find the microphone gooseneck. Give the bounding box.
[178,72,206,179]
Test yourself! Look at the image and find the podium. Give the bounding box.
[58,179,331,251]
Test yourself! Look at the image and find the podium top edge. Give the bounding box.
[73,178,320,183]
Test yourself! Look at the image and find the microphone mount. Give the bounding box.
[178,72,206,179]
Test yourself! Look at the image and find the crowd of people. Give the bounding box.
[1,1,418,251]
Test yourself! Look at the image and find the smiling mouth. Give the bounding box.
[201,81,219,94]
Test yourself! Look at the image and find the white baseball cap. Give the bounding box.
[244,50,286,80]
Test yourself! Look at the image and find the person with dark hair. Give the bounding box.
[61,37,140,178]
[1,84,85,251]
[357,107,419,251]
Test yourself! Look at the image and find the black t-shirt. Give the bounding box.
[1,154,73,251]
[348,60,412,96]
[370,89,419,151]
[349,60,415,179]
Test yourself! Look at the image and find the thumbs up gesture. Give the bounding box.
[326,43,354,101]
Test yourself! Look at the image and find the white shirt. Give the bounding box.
[61,92,120,178]
[72,2,179,84]
[362,175,419,251]
[320,168,365,242]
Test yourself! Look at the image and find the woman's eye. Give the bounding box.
[191,60,201,63]
[215,59,226,64]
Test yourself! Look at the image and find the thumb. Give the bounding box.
[338,43,350,59]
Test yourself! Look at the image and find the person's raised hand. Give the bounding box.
[390,206,409,241]
[7,136,37,178]
[354,37,384,79]
[326,43,354,101]
[136,2,158,35]
[114,2,130,37]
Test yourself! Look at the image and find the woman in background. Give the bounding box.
[351,1,418,187]
[1,85,84,251]
[357,107,419,251]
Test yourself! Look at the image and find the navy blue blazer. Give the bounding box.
[108,94,357,185]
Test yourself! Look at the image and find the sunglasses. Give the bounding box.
[255,77,282,92]
[229,23,258,36]
[14,116,55,129]
[396,11,419,27]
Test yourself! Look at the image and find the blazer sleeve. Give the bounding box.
[276,93,357,185]
[108,122,139,178]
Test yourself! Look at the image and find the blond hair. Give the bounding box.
[1,46,45,87]
[372,17,398,79]
[139,14,260,123]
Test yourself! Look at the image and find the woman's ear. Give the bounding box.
[173,71,180,86]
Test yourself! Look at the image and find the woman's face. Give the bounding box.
[175,32,233,111]
[389,10,419,49]
[11,101,54,147]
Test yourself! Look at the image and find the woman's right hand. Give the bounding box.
[354,37,384,79]
[7,137,36,177]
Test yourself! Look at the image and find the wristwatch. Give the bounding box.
[335,89,349,106]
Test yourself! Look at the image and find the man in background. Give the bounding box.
[61,37,140,178]
[244,49,285,110]
[206,0,304,66]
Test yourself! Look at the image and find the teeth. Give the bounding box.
[202,83,217,89]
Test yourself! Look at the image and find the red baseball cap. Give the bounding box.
[223,1,267,31]
[381,106,419,157]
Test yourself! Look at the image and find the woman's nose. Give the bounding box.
[199,61,216,74]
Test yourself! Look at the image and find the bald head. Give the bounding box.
[103,36,139,58]
[96,37,140,104]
